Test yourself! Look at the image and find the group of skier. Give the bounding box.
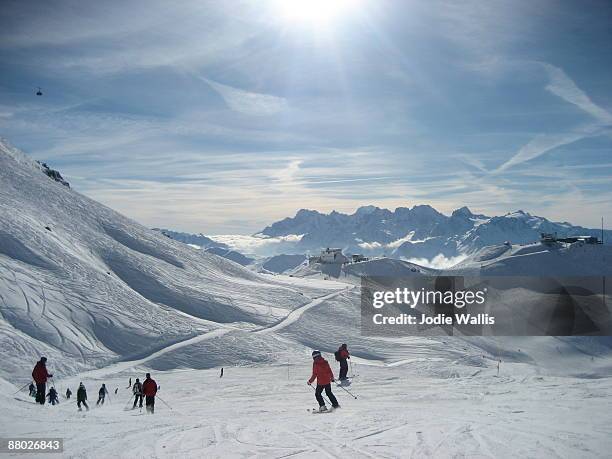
[26,345,350,415]
[308,343,351,412]
[28,357,158,414]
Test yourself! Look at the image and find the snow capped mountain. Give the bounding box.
[258,205,611,264]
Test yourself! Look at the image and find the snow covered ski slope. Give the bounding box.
[0,138,343,381]
[2,139,612,458]
[3,361,612,458]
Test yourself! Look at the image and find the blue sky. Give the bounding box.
[1,0,611,234]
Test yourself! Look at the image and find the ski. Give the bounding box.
[309,407,334,414]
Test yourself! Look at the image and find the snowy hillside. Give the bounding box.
[448,241,612,276]
[0,139,336,382]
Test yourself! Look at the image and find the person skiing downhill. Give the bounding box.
[307,350,340,412]
[77,383,89,411]
[96,384,108,405]
[47,387,59,405]
[32,357,52,405]
[28,382,36,398]
[335,344,350,381]
[142,373,157,414]
[66,388,72,399]
[132,378,143,409]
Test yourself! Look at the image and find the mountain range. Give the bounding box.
[257,205,610,261]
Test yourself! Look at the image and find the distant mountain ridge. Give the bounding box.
[258,205,610,260]
[153,228,228,249]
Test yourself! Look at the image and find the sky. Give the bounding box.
[1,0,611,234]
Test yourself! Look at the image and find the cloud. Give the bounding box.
[541,63,612,126]
[405,254,468,270]
[494,128,594,173]
[494,64,612,172]
[200,77,288,116]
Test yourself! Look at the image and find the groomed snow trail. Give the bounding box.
[4,363,612,458]
[66,284,350,383]
[256,286,354,335]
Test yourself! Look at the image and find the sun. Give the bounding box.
[275,0,358,26]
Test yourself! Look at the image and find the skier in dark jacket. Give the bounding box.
[32,357,52,405]
[142,373,157,414]
[66,388,72,399]
[28,382,36,398]
[307,351,339,412]
[132,378,143,409]
[335,344,350,381]
[47,387,59,405]
[77,382,89,411]
[96,384,108,405]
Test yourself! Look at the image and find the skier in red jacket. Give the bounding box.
[336,344,350,381]
[307,351,339,412]
[32,357,52,405]
[142,373,157,414]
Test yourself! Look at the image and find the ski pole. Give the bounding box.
[335,382,357,399]
[12,382,31,395]
[156,395,173,411]
[123,395,134,409]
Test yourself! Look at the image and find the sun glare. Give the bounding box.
[275,0,358,25]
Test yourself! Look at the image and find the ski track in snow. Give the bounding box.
[256,287,355,335]
[4,363,612,458]
[69,286,350,382]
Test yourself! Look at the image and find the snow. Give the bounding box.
[4,350,612,458]
[2,139,612,457]
[450,241,612,276]
[0,139,334,381]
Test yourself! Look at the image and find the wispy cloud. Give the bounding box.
[494,128,595,173]
[541,63,612,126]
[199,77,288,116]
[494,64,612,172]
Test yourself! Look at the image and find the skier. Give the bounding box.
[334,344,350,381]
[220,367,224,378]
[114,388,118,394]
[307,351,340,412]
[132,378,143,409]
[128,377,132,388]
[66,388,72,399]
[96,383,108,405]
[28,382,36,398]
[77,382,89,411]
[47,387,59,405]
[31,357,53,405]
[142,373,157,414]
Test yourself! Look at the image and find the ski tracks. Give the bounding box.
[255,286,353,335]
